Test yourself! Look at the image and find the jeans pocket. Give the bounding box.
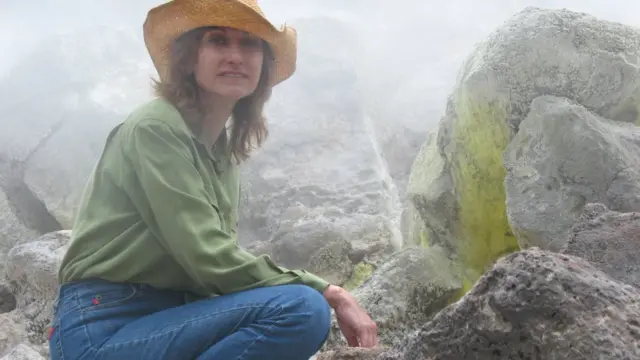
[77,282,138,313]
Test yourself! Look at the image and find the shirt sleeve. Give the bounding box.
[122,118,330,295]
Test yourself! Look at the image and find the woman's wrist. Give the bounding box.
[323,284,348,309]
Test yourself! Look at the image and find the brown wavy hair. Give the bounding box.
[153,26,272,163]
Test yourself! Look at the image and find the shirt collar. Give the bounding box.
[157,97,231,163]
[183,118,231,162]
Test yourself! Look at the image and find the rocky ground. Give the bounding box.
[2,6,640,360]
[317,6,640,359]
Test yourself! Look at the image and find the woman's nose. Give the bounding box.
[224,43,244,63]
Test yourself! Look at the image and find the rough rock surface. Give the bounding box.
[380,248,640,360]
[504,96,640,251]
[252,220,355,286]
[404,131,454,250]
[314,347,387,360]
[0,282,16,314]
[0,344,45,360]
[562,203,640,288]
[5,231,70,344]
[0,313,28,358]
[0,189,40,280]
[324,245,461,349]
[407,6,640,288]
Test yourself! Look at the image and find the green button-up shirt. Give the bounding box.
[58,97,329,297]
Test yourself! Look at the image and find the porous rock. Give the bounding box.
[314,347,387,360]
[381,248,640,360]
[0,344,45,360]
[562,203,640,288]
[5,231,69,344]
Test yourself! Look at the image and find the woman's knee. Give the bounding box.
[280,285,331,334]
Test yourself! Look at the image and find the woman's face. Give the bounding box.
[193,27,265,101]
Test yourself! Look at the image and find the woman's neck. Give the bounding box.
[200,94,236,150]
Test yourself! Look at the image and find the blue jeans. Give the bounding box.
[49,279,331,359]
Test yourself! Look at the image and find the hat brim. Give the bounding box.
[143,0,297,87]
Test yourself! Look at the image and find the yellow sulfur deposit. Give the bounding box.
[449,87,520,294]
[343,261,375,291]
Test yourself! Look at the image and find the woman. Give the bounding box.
[48,1,377,359]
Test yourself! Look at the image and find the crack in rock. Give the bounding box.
[0,158,62,236]
[0,103,69,235]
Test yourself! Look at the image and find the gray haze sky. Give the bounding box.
[2,0,640,75]
[2,0,640,123]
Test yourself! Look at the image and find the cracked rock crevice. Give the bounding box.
[0,158,62,236]
[0,282,17,314]
[0,105,68,236]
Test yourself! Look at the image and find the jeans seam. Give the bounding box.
[234,305,284,360]
[78,290,98,353]
[55,330,65,360]
[96,304,281,352]
[80,284,138,313]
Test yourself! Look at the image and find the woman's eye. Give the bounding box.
[241,38,262,49]
[208,35,227,45]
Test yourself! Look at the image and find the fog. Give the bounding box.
[3,0,640,126]
[4,1,640,77]
[1,0,639,234]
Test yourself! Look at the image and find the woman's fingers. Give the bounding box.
[327,285,379,348]
[358,318,378,348]
[338,306,378,348]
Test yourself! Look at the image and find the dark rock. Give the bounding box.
[562,203,640,288]
[0,283,16,314]
[315,347,387,360]
[381,248,640,360]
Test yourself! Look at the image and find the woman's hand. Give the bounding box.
[323,285,378,348]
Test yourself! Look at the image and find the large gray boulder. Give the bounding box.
[381,248,640,360]
[562,203,640,288]
[5,231,69,345]
[256,220,355,286]
[405,6,640,286]
[504,96,640,251]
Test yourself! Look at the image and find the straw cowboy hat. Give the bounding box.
[143,0,297,86]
